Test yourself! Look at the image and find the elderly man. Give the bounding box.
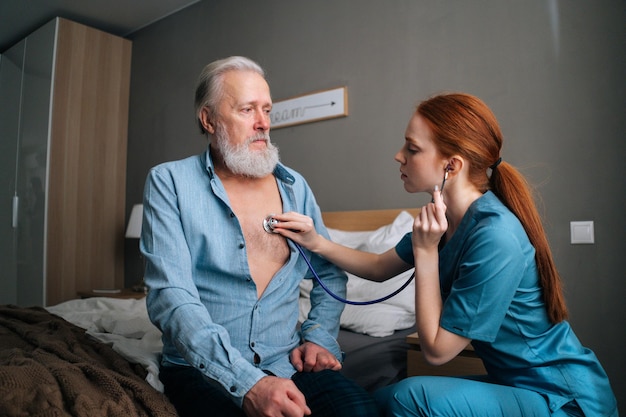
[141,56,378,417]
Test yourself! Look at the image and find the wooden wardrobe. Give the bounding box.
[0,18,132,306]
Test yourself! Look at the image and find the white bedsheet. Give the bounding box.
[46,297,164,392]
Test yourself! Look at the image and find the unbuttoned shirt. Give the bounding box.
[395,191,617,417]
[141,149,347,406]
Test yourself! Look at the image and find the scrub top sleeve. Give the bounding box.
[395,232,414,265]
[440,226,528,342]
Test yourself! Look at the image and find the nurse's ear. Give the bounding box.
[443,157,464,178]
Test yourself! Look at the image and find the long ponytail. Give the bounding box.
[490,162,568,322]
[418,93,568,323]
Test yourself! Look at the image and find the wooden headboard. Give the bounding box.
[321,208,419,231]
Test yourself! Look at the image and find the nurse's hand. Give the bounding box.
[413,186,448,250]
[270,212,323,252]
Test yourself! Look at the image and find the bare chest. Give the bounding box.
[223,177,289,295]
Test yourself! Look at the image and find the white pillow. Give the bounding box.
[299,211,415,337]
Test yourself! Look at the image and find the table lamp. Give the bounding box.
[125,204,147,293]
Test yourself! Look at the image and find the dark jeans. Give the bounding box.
[160,364,380,417]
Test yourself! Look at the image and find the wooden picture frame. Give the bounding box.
[270,86,348,129]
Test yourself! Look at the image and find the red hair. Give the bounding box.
[417,93,568,323]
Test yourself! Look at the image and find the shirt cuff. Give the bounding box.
[197,356,266,408]
[300,323,342,361]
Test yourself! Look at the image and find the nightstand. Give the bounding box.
[77,288,147,300]
[406,332,486,377]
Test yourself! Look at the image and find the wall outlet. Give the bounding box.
[570,221,594,244]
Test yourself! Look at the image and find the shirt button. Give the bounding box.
[230,386,237,392]
[230,212,235,217]
[254,353,261,364]
[239,243,245,249]
[199,363,205,369]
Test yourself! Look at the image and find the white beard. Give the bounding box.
[214,125,280,178]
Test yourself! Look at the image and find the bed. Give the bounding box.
[0,208,419,415]
[321,208,419,391]
[0,300,177,417]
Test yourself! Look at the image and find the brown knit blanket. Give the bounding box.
[0,304,178,417]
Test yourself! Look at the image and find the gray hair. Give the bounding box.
[194,56,266,134]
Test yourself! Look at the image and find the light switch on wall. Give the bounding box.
[570,221,594,244]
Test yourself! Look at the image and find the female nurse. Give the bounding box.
[273,93,617,416]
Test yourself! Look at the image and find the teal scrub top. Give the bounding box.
[395,191,617,416]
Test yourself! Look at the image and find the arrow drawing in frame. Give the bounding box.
[270,87,348,129]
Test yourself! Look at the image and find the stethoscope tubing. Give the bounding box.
[294,242,415,306]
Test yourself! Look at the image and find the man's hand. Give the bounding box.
[242,376,311,417]
[290,341,342,372]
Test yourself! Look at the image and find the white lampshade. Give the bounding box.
[125,204,143,238]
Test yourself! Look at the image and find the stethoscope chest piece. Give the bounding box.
[263,215,279,233]
[260,212,415,305]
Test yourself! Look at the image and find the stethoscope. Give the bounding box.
[263,215,415,306]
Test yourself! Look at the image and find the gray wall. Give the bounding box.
[125,0,625,408]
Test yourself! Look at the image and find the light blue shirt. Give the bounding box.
[395,191,617,416]
[140,148,347,406]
